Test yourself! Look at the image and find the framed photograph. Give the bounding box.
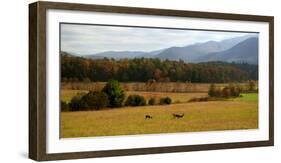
[29,1,274,161]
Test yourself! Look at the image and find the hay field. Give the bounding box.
[61,94,258,138]
[61,82,249,93]
[61,89,208,104]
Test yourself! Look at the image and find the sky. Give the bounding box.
[61,23,255,55]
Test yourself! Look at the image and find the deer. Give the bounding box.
[145,115,153,119]
[172,113,184,119]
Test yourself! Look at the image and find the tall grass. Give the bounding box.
[62,82,250,93]
[61,90,208,104]
[61,100,258,138]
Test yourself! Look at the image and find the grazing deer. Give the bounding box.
[172,113,184,119]
[145,115,153,119]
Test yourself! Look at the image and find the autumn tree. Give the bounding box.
[61,53,258,83]
[102,80,125,108]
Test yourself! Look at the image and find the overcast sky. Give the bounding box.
[61,23,255,55]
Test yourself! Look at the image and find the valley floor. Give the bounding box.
[61,95,258,138]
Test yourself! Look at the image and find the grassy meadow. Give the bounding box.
[61,97,258,138]
[61,89,208,104]
[61,82,250,93]
[232,93,258,102]
[61,87,258,138]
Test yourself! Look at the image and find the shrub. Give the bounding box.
[189,97,225,102]
[208,84,216,97]
[148,98,156,105]
[222,87,231,98]
[208,84,222,97]
[199,97,208,101]
[214,89,222,97]
[160,97,172,105]
[248,80,256,91]
[208,84,241,98]
[102,80,125,108]
[125,95,146,106]
[188,97,199,102]
[61,101,70,112]
[69,91,109,111]
[80,91,109,110]
[229,85,241,97]
[69,96,86,111]
[189,97,209,102]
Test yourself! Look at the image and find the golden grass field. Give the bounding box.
[61,91,258,138]
[61,89,207,103]
[62,82,251,93]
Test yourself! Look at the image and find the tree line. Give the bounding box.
[61,52,258,83]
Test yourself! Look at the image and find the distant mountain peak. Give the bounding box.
[73,34,258,64]
[197,37,258,64]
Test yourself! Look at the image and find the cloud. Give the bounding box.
[61,23,256,55]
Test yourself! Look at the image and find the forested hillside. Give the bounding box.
[61,53,258,83]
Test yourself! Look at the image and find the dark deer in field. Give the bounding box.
[172,113,184,119]
[145,115,153,119]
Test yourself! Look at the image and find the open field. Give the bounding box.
[61,89,208,103]
[232,93,258,102]
[127,91,207,103]
[60,85,258,138]
[62,82,251,93]
[61,97,258,138]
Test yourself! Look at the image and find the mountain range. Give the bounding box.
[197,37,258,64]
[81,34,258,64]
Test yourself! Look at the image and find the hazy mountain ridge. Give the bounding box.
[80,34,258,64]
[155,34,257,62]
[197,37,258,64]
